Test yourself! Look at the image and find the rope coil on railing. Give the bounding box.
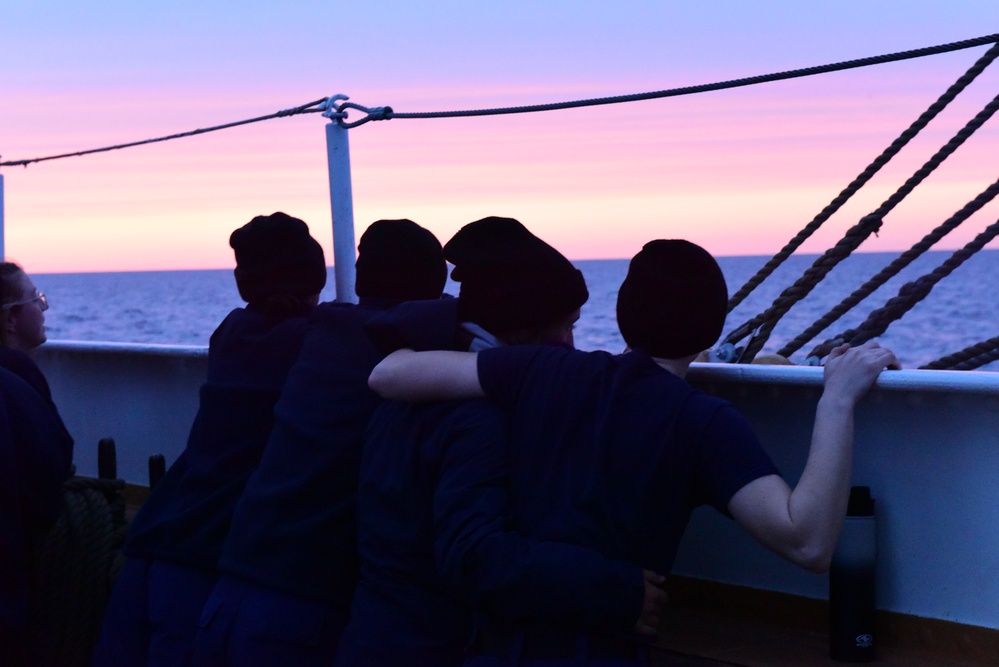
[777,177,999,358]
[722,90,999,363]
[922,336,999,370]
[806,216,999,362]
[30,476,127,667]
[726,40,999,311]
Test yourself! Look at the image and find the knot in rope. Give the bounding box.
[857,213,884,236]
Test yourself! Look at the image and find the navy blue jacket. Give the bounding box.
[123,306,312,569]
[474,345,780,638]
[336,302,642,666]
[217,299,454,605]
[0,348,74,663]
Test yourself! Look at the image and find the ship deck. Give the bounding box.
[652,576,998,666]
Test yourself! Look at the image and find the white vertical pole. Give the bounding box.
[325,121,357,304]
[0,173,5,261]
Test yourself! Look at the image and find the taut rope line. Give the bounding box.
[922,336,999,371]
[339,34,999,126]
[2,34,997,166]
[722,91,999,363]
[777,177,999,359]
[0,99,329,168]
[726,41,999,311]
[807,215,999,362]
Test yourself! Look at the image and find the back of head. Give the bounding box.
[230,212,327,315]
[354,219,447,303]
[616,239,727,359]
[444,216,588,338]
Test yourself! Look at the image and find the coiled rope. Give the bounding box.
[777,177,999,359]
[722,91,999,363]
[30,476,127,667]
[726,41,999,311]
[806,215,999,362]
[922,336,999,370]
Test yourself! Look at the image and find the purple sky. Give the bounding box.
[2,2,998,272]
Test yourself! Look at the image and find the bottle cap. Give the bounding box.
[847,486,875,516]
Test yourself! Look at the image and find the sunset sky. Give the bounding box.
[2,2,998,273]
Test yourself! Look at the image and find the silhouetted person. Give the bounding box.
[92,212,327,666]
[370,239,899,666]
[336,217,667,667]
[0,262,74,665]
[193,219,448,667]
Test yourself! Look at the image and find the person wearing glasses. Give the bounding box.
[0,261,74,665]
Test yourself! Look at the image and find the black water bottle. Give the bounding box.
[829,486,876,661]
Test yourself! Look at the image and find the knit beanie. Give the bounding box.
[354,219,447,302]
[444,216,588,334]
[616,239,727,359]
[230,212,327,304]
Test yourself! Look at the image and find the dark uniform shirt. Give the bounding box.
[337,302,642,667]
[217,299,454,605]
[474,345,779,642]
[123,306,311,569]
[0,347,74,664]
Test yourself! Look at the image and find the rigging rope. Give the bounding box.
[726,41,999,311]
[921,336,999,370]
[806,215,999,362]
[0,99,329,168]
[722,91,999,363]
[3,34,997,166]
[345,34,999,125]
[777,177,999,358]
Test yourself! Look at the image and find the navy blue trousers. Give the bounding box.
[193,575,347,667]
[92,558,219,667]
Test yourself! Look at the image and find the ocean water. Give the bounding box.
[35,250,999,371]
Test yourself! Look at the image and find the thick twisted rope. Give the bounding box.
[921,336,999,370]
[724,90,999,363]
[777,177,999,358]
[727,41,999,311]
[806,216,999,361]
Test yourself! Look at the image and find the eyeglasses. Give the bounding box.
[2,292,48,312]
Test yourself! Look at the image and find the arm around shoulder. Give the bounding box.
[368,348,486,402]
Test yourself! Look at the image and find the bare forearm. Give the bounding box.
[730,396,855,572]
[730,341,897,572]
[368,349,484,401]
[785,394,855,571]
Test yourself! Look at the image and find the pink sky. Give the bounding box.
[3,4,998,273]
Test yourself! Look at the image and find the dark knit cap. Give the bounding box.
[230,212,327,304]
[354,219,447,302]
[616,239,728,359]
[444,216,588,334]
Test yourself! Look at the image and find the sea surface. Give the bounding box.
[35,250,999,371]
